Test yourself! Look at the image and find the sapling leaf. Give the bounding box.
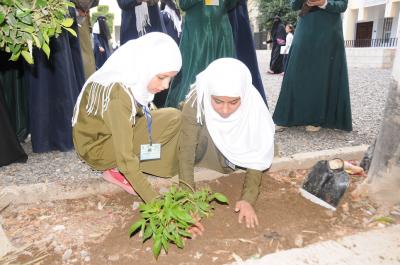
[177,229,192,238]
[129,220,145,236]
[142,225,153,242]
[175,209,193,223]
[153,236,162,258]
[161,236,169,253]
[129,186,228,258]
[214,193,229,203]
[197,201,210,212]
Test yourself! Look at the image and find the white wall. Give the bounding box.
[390,3,400,38]
[345,0,400,40]
[361,4,386,39]
[343,9,359,40]
[392,17,400,81]
[346,47,397,68]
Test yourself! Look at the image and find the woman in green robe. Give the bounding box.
[272,0,352,132]
[72,33,182,202]
[164,0,238,108]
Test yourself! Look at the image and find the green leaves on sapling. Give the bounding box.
[129,186,228,259]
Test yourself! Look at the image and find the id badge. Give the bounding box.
[205,0,219,6]
[225,158,236,170]
[140,144,161,161]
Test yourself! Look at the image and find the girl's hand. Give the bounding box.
[235,200,259,228]
[187,213,204,238]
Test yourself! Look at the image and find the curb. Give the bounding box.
[0,145,368,205]
[270,145,368,172]
[236,224,400,265]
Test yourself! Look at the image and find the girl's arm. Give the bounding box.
[104,86,158,203]
[178,94,202,190]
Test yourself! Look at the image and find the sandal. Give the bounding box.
[102,169,137,195]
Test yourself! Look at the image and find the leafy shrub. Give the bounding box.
[0,0,76,64]
[129,186,228,259]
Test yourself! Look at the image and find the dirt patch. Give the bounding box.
[1,169,399,264]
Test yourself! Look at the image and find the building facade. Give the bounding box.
[343,0,400,46]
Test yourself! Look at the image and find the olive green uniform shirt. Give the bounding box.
[73,83,182,202]
[178,94,263,205]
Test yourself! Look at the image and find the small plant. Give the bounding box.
[129,186,228,259]
[0,0,76,64]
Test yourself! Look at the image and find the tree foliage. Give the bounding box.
[91,5,114,34]
[0,0,77,64]
[258,0,298,31]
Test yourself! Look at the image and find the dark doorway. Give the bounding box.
[355,21,373,47]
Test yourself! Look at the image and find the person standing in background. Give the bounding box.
[153,0,182,107]
[228,0,267,106]
[281,23,294,75]
[160,0,182,44]
[25,7,85,153]
[93,16,112,69]
[267,16,286,74]
[273,0,352,132]
[164,0,238,108]
[0,74,27,167]
[117,0,163,45]
[73,0,98,80]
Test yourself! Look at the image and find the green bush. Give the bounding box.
[0,0,77,64]
[129,186,228,259]
[258,0,298,31]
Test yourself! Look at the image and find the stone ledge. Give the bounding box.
[0,145,369,205]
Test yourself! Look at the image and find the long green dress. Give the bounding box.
[164,0,237,108]
[272,0,352,131]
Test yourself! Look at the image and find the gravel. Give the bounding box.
[0,51,393,187]
[257,50,392,157]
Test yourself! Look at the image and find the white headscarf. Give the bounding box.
[72,32,182,126]
[190,58,275,171]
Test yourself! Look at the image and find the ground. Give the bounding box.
[0,53,397,264]
[1,168,399,264]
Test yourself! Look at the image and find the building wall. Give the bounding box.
[248,0,260,32]
[344,0,400,41]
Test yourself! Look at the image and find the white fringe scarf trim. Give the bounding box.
[185,84,204,125]
[135,2,151,36]
[72,82,137,127]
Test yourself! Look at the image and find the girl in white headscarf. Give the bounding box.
[179,58,275,230]
[72,32,182,203]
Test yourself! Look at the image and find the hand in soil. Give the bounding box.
[235,200,259,228]
[187,214,205,238]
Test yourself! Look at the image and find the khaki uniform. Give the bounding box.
[78,16,96,80]
[179,95,263,205]
[73,83,181,202]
